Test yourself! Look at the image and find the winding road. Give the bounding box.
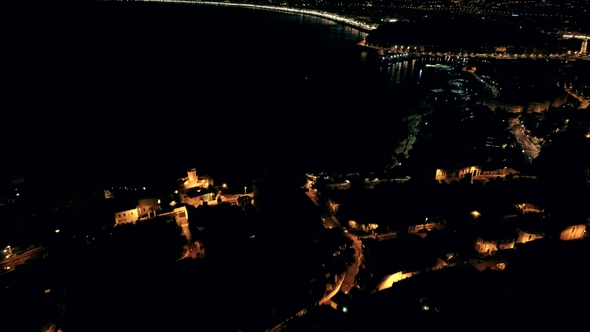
[305,184,363,296]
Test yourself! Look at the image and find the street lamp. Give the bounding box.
[222,183,227,189]
[4,246,13,256]
[244,186,247,195]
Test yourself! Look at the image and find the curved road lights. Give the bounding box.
[139,0,378,32]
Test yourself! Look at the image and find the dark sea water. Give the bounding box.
[3,2,438,186]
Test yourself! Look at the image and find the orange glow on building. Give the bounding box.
[559,224,586,241]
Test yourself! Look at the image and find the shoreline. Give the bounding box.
[137,0,377,34]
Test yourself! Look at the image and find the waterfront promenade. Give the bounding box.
[139,0,377,32]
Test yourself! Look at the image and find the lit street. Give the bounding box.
[512,124,540,160]
[564,87,589,109]
[0,246,47,271]
[141,0,378,31]
[304,184,363,295]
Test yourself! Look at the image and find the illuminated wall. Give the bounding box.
[180,191,215,207]
[377,271,403,291]
[527,101,550,113]
[376,270,421,292]
[435,166,482,183]
[559,224,586,241]
[183,169,211,190]
[173,206,188,228]
[438,167,519,183]
[476,237,516,254]
[138,198,160,218]
[408,221,443,232]
[475,237,498,254]
[479,100,524,114]
[115,208,139,225]
[188,168,198,183]
[517,230,543,244]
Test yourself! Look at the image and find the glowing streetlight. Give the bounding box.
[222,183,228,188]
[55,229,60,233]
[244,186,247,194]
[471,211,481,218]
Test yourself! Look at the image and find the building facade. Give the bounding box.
[435,166,482,183]
[115,208,140,225]
[559,224,586,241]
[516,229,544,244]
[138,198,160,219]
[435,166,518,183]
[475,235,516,255]
[408,218,445,233]
[183,168,213,190]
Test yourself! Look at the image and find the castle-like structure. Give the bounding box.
[183,168,213,190]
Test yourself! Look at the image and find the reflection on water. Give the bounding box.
[372,55,474,105]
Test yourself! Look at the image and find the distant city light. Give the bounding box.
[143,187,146,190]
[158,199,161,204]
[222,183,228,188]
[342,306,348,313]
[55,229,60,233]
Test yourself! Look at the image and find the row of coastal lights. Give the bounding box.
[141,1,377,29]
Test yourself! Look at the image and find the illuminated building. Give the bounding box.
[562,33,589,54]
[137,198,161,218]
[516,227,544,244]
[559,223,586,241]
[408,217,445,233]
[113,197,162,225]
[176,168,216,206]
[435,165,519,183]
[179,188,216,207]
[114,206,140,225]
[181,168,213,190]
[435,166,482,183]
[474,228,517,255]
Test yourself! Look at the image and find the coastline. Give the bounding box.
[136,0,377,34]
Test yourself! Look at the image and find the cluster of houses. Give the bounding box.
[109,168,217,230]
[434,164,536,184]
[361,205,588,294]
[308,172,589,296]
